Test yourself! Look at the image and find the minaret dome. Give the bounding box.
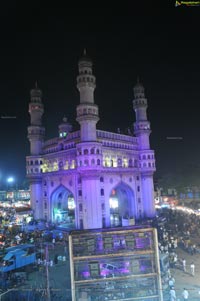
[58,116,72,138]
[30,82,42,103]
[133,79,145,99]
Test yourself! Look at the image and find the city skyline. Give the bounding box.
[0,1,199,188]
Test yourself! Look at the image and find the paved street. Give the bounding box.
[165,246,200,301]
[23,244,200,301]
[12,242,72,301]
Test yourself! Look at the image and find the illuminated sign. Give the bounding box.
[6,192,14,199]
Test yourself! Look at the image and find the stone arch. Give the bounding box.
[109,181,136,227]
[50,185,75,227]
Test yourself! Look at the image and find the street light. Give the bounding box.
[7,177,14,184]
[7,177,15,192]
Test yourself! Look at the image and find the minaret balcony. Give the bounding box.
[77,103,98,114]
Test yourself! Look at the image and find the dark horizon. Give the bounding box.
[0,1,199,189]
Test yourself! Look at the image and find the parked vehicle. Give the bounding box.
[0,244,36,272]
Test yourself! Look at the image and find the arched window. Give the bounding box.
[84,159,89,166]
[80,219,83,229]
[96,149,100,154]
[100,177,104,182]
[142,155,146,160]
[91,148,95,154]
[97,159,100,165]
[84,149,88,155]
[117,158,122,167]
[79,204,83,212]
[129,159,133,167]
[91,159,95,165]
[100,189,104,196]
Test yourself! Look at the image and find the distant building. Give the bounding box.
[26,52,156,229]
[0,189,30,203]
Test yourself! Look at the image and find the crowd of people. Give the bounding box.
[153,207,200,300]
[1,204,200,299]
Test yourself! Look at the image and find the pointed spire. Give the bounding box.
[30,81,42,102]
[78,49,92,64]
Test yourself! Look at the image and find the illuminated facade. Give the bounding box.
[26,52,156,229]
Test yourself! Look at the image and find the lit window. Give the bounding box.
[109,197,118,209]
[71,160,75,169]
[123,158,128,167]
[68,197,75,209]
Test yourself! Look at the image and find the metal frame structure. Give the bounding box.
[69,226,163,301]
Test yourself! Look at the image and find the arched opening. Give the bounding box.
[51,185,76,228]
[109,182,135,227]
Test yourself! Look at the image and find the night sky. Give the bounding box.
[0,1,199,189]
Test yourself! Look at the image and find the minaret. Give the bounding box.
[76,51,102,229]
[76,49,99,141]
[133,79,151,150]
[133,80,156,218]
[27,83,45,220]
[27,82,45,155]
